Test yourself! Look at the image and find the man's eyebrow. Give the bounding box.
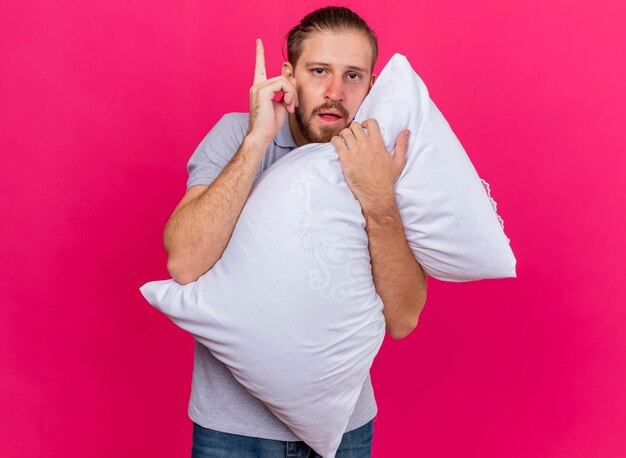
[305,62,369,74]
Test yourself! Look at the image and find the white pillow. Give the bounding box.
[356,55,516,281]
[140,53,515,457]
[141,147,384,457]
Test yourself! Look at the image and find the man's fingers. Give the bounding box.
[254,75,298,111]
[340,127,358,150]
[254,38,267,85]
[279,77,298,110]
[393,129,410,169]
[349,121,368,141]
[251,39,298,111]
[331,135,348,154]
[361,118,382,138]
[283,91,292,106]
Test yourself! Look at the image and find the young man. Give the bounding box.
[163,6,428,457]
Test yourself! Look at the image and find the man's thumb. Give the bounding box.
[393,129,410,166]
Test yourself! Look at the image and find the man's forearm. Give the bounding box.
[364,199,427,339]
[164,135,269,284]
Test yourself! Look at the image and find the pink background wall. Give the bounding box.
[2,0,624,456]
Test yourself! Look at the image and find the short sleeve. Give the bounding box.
[186,113,249,191]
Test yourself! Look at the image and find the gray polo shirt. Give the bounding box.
[185,112,378,440]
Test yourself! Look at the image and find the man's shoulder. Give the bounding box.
[201,112,250,148]
[215,112,250,131]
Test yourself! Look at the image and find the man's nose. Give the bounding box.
[324,75,344,102]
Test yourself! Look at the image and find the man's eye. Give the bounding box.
[347,73,361,80]
[313,68,326,75]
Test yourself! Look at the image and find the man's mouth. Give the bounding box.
[317,112,343,124]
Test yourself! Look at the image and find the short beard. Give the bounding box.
[294,106,348,144]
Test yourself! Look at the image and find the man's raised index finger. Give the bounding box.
[254,38,267,85]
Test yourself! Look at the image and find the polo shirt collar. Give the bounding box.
[274,115,298,149]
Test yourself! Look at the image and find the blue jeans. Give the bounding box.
[191,419,374,457]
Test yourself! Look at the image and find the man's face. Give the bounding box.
[283,31,376,146]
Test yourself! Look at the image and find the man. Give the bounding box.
[163,6,427,457]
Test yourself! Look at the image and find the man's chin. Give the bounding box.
[296,111,349,143]
[313,122,348,143]
[316,132,338,143]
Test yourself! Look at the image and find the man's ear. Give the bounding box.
[282,61,296,85]
[370,73,377,88]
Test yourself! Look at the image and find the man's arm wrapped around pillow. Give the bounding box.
[330,118,427,339]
